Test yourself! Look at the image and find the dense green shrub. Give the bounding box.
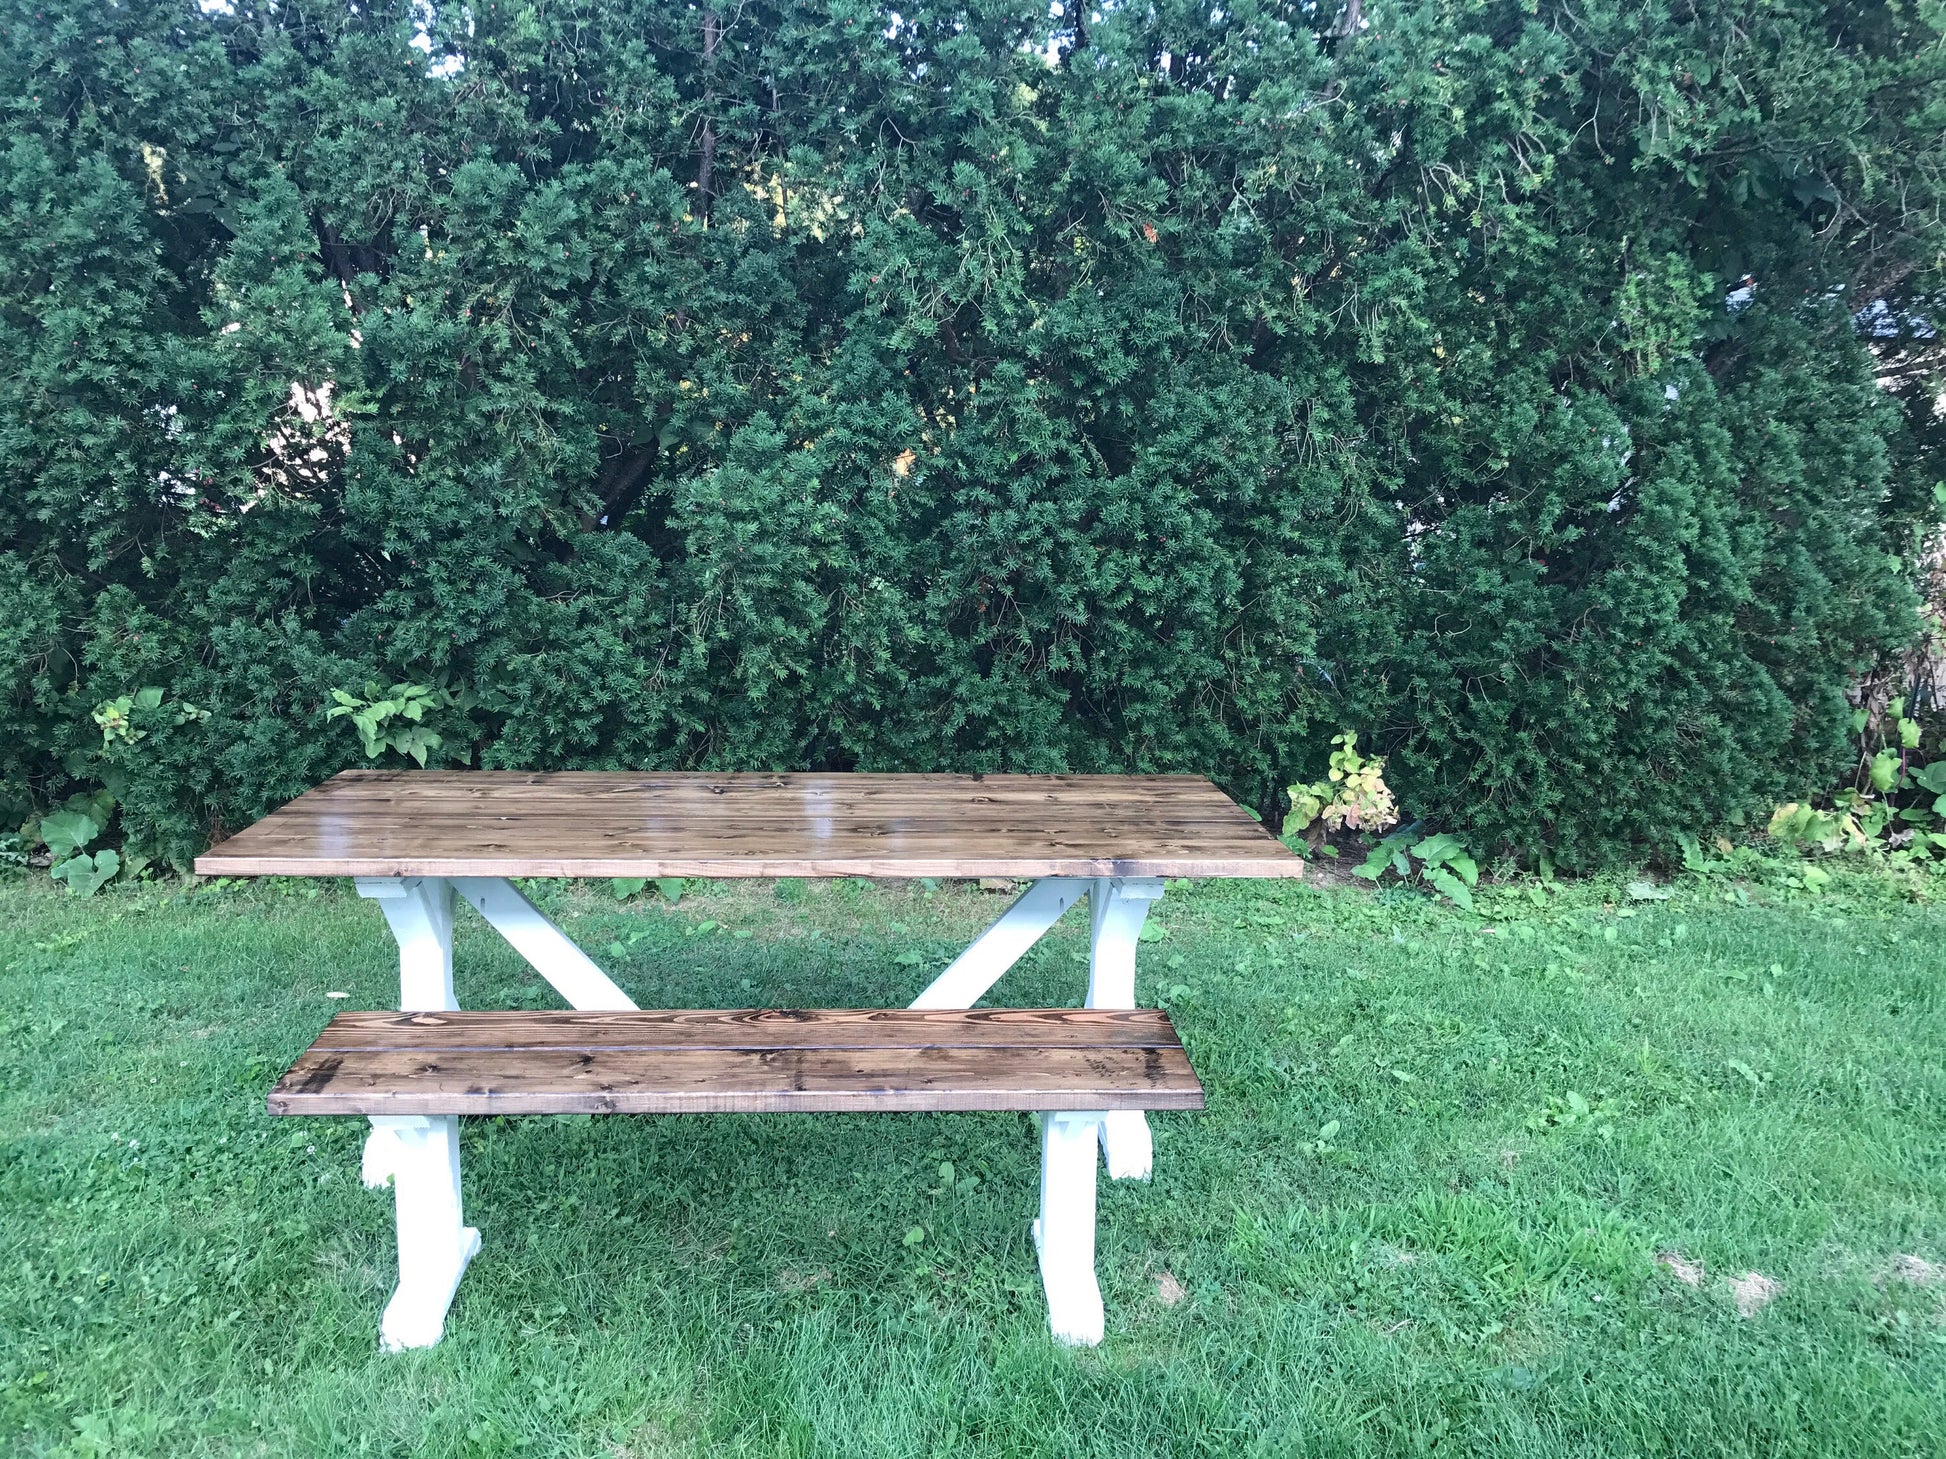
[2,0,1942,868]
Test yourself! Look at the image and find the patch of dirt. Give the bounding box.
[1288,853,1367,890]
[776,1266,831,1294]
[608,1416,690,1459]
[1730,1270,1782,1318]
[1657,1250,1705,1288]
[1155,1271,1188,1306]
[1884,1254,1944,1286]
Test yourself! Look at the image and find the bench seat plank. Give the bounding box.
[307,1007,1181,1051]
[271,1009,1204,1116]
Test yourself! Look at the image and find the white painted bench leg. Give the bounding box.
[356,877,459,1188]
[1033,1111,1106,1346]
[1088,877,1165,1180]
[369,1114,480,1352]
[1097,1111,1153,1182]
[361,1128,402,1190]
[908,878,1089,1009]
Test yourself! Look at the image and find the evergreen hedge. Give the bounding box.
[3,0,1943,868]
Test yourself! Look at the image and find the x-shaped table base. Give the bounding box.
[350,874,1167,1349]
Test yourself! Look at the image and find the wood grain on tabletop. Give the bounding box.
[194,770,1305,880]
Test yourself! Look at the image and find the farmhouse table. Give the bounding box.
[196,770,1303,1344]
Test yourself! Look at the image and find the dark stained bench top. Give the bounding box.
[270,1008,1207,1116]
[194,770,1304,880]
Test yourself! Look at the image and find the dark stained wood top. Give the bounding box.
[195,771,1303,880]
[268,1008,1206,1115]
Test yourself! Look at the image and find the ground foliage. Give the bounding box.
[3,0,1945,866]
[0,871,1942,1455]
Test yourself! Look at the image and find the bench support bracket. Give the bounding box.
[908,877,1090,1009]
[366,1113,480,1352]
[1034,1110,1106,1346]
[342,874,1179,1352]
[356,875,637,1012]
[448,877,639,1011]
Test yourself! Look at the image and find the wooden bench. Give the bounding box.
[271,1007,1204,1350]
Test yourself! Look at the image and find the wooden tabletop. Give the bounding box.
[194,770,1303,879]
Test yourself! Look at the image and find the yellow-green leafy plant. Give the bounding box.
[1282,733,1399,845]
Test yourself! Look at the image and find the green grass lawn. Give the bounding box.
[1,868,1942,1457]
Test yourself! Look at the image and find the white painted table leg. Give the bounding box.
[355,870,639,1185]
[1033,1111,1107,1346]
[356,877,459,1188]
[369,1114,480,1352]
[356,876,458,1012]
[909,878,1089,1009]
[1088,877,1165,1180]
